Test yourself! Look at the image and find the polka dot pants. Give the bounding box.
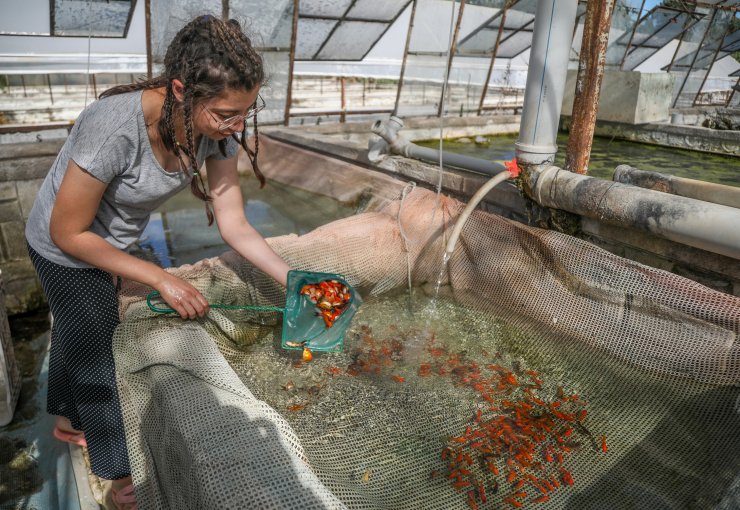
[28,244,131,480]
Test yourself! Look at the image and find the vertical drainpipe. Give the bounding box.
[564,0,616,175]
[514,0,578,166]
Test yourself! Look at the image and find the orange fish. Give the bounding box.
[302,348,313,362]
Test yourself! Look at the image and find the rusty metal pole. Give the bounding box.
[393,0,418,117]
[222,0,229,19]
[438,0,466,118]
[340,76,346,123]
[477,1,509,116]
[284,0,300,126]
[145,0,152,79]
[564,0,617,175]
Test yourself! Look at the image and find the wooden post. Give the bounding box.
[47,74,54,105]
[284,0,300,126]
[340,76,346,123]
[145,0,153,79]
[564,0,617,175]
[393,0,418,116]
[477,1,509,116]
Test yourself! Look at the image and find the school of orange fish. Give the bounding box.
[291,324,608,508]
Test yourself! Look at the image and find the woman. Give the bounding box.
[24,15,290,509]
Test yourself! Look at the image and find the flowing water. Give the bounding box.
[417,133,740,188]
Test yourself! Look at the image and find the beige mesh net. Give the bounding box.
[115,187,740,509]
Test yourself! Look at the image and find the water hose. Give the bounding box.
[444,159,520,259]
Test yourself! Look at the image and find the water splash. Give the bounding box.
[425,251,451,324]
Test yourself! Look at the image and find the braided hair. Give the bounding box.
[100,15,266,225]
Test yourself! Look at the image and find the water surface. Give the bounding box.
[137,178,355,268]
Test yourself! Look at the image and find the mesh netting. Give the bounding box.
[114,187,740,510]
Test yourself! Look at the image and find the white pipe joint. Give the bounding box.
[371,116,411,156]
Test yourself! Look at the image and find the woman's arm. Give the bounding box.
[206,155,291,287]
[50,160,209,318]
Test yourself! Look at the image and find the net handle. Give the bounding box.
[146,291,284,314]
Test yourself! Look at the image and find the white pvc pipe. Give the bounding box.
[515,0,578,165]
[533,166,740,260]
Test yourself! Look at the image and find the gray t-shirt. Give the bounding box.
[25,90,238,268]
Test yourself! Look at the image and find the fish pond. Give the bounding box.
[214,288,740,509]
[417,133,739,188]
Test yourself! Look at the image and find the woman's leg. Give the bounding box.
[28,246,131,481]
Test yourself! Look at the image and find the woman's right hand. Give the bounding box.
[155,273,210,319]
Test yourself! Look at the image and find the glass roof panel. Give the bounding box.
[230,0,293,49]
[150,0,221,63]
[720,29,740,52]
[496,28,533,59]
[501,3,537,30]
[623,47,661,70]
[316,21,388,60]
[619,6,704,70]
[299,0,354,17]
[346,0,408,21]
[295,18,337,59]
[51,0,136,37]
[457,27,500,55]
[408,0,464,53]
[669,10,736,70]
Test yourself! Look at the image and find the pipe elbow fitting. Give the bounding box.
[371,116,410,156]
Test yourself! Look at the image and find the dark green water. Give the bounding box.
[418,134,740,188]
[137,177,355,268]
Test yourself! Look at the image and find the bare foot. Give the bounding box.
[107,476,136,510]
[55,415,83,434]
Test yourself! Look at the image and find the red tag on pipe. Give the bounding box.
[504,158,520,178]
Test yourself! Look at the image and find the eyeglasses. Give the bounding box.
[202,94,265,131]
